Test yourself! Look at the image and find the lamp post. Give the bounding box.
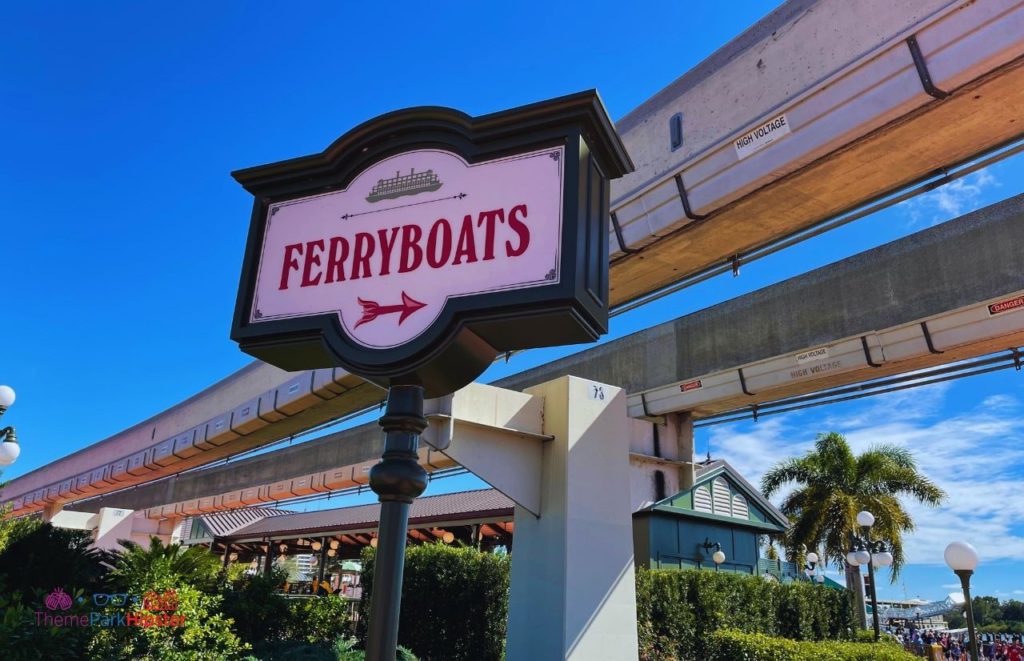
[945,541,981,661]
[846,510,894,641]
[805,551,820,582]
[0,385,20,467]
[702,538,726,571]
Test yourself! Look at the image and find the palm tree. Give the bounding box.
[106,537,222,592]
[761,432,944,614]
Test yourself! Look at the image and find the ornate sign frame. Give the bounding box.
[231,91,632,396]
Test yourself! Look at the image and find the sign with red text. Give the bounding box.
[231,92,632,395]
[254,147,563,349]
[988,295,1024,316]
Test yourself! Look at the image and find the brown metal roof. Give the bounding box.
[223,488,514,541]
[196,506,292,537]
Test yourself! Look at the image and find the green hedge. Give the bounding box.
[359,544,510,661]
[636,568,855,660]
[287,595,351,644]
[706,630,917,661]
[358,547,855,661]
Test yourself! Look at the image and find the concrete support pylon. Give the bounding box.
[505,376,639,661]
[671,413,696,492]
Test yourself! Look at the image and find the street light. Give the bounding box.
[804,551,828,584]
[945,541,981,661]
[701,538,726,571]
[0,385,19,467]
[847,510,892,641]
[805,551,820,582]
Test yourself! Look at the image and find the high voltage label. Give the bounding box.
[734,113,791,160]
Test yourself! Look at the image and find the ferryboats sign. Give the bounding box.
[230,92,632,396]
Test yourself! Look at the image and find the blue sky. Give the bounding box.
[2,1,1022,603]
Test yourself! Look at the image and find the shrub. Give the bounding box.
[248,639,337,660]
[636,568,854,660]
[221,566,292,645]
[706,629,918,661]
[331,635,417,660]
[0,585,93,660]
[354,546,854,661]
[287,595,351,644]
[359,544,510,661]
[86,580,248,660]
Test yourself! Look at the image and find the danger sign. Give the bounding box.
[679,379,703,392]
[988,295,1024,316]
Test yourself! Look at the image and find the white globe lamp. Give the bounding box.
[873,551,894,568]
[0,385,15,409]
[945,541,981,660]
[944,541,979,572]
[0,439,19,466]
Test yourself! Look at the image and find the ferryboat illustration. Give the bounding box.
[366,168,443,203]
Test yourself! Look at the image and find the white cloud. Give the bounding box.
[899,168,999,226]
[701,381,1024,568]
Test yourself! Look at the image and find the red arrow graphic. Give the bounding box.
[355,291,427,328]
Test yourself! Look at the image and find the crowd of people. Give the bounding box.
[888,625,1024,660]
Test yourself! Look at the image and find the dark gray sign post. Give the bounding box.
[366,383,428,659]
[230,90,631,659]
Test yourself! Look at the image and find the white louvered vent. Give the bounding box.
[694,485,713,513]
[732,494,749,520]
[712,478,731,516]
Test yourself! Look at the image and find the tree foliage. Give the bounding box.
[946,596,1024,633]
[86,579,247,660]
[221,566,292,646]
[105,537,223,593]
[0,503,42,554]
[761,432,945,580]
[0,523,107,604]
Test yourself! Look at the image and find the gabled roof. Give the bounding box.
[192,506,292,538]
[222,488,514,541]
[695,459,789,525]
[638,459,789,531]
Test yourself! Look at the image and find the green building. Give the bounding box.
[632,459,793,577]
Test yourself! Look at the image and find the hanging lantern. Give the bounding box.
[329,539,339,550]
[370,537,378,548]
[327,548,337,557]
[442,531,455,544]
[311,541,322,551]
[229,552,238,562]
